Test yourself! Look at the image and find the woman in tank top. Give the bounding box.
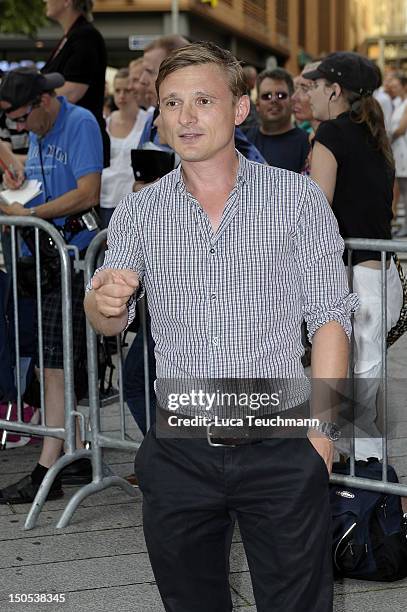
[304,52,403,462]
[99,68,149,227]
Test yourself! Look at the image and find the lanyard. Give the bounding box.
[38,138,50,203]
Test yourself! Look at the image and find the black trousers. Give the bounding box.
[135,427,333,612]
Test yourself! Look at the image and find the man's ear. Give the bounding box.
[40,93,51,108]
[234,94,251,126]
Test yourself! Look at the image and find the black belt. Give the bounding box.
[157,408,309,447]
[208,436,263,447]
[206,421,263,447]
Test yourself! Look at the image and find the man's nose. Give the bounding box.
[178,102,197,125]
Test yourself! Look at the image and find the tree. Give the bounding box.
[0,0,46,37]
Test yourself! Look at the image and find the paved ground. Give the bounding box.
[1,331,407,612]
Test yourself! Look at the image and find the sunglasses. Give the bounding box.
[260,91,290,101]
[5,97,42,123]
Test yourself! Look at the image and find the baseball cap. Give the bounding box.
[302,52,379,97]
[0,67,65,111]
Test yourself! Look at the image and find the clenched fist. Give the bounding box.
[91,268,139,318]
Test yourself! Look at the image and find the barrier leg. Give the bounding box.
[56,475,138,529]
[24,450,91,530]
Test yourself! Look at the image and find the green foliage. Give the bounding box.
[0,0,46,37]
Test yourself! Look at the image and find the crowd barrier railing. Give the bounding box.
[330,237,407,497]
[3,226,407,530]
[0,215,92,530]
[62,234,407,530]
[55,229,138,529]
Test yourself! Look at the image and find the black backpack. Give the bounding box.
[330,458,407,581]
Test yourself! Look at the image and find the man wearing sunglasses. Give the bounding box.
[245,67,310,173]
[0,67,103,505]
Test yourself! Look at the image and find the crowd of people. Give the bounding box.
[0,1,406,609]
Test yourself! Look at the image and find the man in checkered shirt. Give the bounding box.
[85,42,358,612]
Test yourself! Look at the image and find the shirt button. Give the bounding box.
[211,293,217,300]
[212,336,219,346]
[209,248,215,254]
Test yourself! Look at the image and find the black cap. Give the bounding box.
[302,52,379,97]
[0,67,65,111]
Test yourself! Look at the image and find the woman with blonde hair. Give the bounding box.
[99,68,148,227]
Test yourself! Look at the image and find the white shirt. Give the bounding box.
[373,88,393,134]
[100,108,148,209]
[391,98,407,178]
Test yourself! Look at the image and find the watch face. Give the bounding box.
[328,424,341,441]
[320,422,341,441]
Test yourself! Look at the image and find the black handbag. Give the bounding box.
[16,226,62,298]
[331,458,407,581]
[387,254,407,348]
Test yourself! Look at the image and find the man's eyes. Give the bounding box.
[164,98,212,107]
[165,100,180,107]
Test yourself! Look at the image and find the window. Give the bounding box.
[276,0,288,37]
[298,0,306,47]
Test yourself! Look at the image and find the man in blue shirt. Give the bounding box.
[0,67,103,504]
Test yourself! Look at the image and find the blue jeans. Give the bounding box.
[123,313,156,436]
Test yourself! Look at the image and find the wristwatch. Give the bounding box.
[314,421,341,442]
[29,208,37,216]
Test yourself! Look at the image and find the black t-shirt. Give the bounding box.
[314,112,394,264]
[42,16,109,165]
[244,125,309,173]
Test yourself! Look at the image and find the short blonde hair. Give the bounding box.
[114,68,129,81]
[156,41,246,101]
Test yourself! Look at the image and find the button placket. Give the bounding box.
[208,240,220,351]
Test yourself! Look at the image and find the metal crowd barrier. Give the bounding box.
[0,216,92,529]
[65,233,407,526]
[55,229,139,529]
[2,224,407,530]
[330,237,407,497]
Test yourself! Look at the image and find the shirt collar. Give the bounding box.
[174,149,250,195]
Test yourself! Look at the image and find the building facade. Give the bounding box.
[6,0,407,73]
[91,0,352,72]
[349,0,407,71]
[0,0,354,73]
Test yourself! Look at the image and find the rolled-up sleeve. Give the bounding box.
[294,180,359,342]
[89,193,145,328]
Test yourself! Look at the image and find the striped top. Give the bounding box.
[96,152,358,387]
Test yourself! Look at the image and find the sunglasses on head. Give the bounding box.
[260,91,290,101]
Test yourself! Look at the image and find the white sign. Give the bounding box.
[128,35,159,51]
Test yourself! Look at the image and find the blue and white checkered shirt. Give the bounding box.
[96,152,358,384]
